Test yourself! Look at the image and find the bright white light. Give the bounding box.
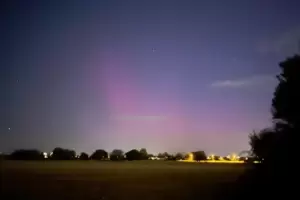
[43,152,48,158]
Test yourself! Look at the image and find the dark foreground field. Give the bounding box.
[1,161,247,200]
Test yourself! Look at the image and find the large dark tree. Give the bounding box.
[240,55,300,199]
[249,128,277,162]
[157,153,164,158]
[192,151,206,161]
[90,149,108,160]
[175,152,185,160]
[10,149,43,160]
[162,152,169,157]
[139,148,148,160]
[79,152,89,160]
[249,55,300,164]
[110,149,124,161]
[272,55,300,129]
[51,147,76,160]
[125,149,142,161]
[270,55,300,164]
[166,155,176,161]
[156,152,170,160]
[269,56,300,168]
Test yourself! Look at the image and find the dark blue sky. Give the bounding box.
[2,0,300,155]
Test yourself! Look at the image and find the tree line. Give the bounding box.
[248,55,299,163]
[235,54,300,199]
[1,147,207,162]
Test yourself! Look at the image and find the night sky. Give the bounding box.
[2,0,300,155]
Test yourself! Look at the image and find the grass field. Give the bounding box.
[1,161,248,200]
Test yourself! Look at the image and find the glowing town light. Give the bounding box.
[187,153,194,161]
[43,152,48,159]
[231,153,237,160]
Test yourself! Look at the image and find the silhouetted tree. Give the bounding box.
[79,152,89,160]
[166,155,176,160]
[51,147,76,160]
[156,152,172,160]
[175,152,184,160]
[125,149,141,160]
[10,149,43,160]
[90,149,108,160]
[248,55,300,165]
[139,148,148,160]
[272,55,300,129]
[236,55,300,199]
[223,156,230,161]
[157,153,164,158]
[110,149,124,161]
[184,153,190,160]
[214,155,220,160]
[249,128,277,162]
[162,152,170,158]
[269,55,300,164]
[192,151,206,161]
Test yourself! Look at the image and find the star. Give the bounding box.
[8,127,11,131]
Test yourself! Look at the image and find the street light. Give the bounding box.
[43,152,48,159]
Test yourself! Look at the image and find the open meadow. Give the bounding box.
[1,161,248,200]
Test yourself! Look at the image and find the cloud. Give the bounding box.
[258,27,300,56]
[211,74,276,88]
